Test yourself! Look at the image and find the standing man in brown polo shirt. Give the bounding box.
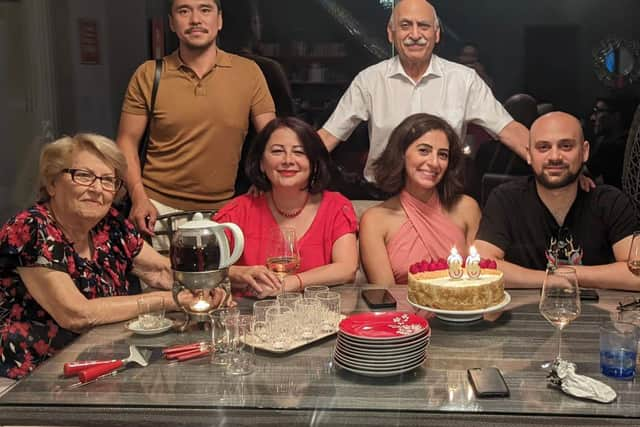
[116,0,275,240]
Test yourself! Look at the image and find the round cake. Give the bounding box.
[408,259,504,311]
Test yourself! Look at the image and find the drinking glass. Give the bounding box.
[277,292,302,310]
[266,306,294,350]
[265,227,300,295]
[137,295,165,330]
[252,300,278,342]
[210,307,240,365]
[600,321,638,380]
[539,266,581,363]
[225,315,256,376]
[294,298,321,340]
[316,291,341,333]
[628,231,640,276]
[304,285,329,299]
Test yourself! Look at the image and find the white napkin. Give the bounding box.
[547,360,617,403]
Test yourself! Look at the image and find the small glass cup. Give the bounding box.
[294,298,321,340]
[304,285,329,300]
[252,300,278,342]
[316,291,341,333]
[276,292,302,311]
[137,295,165,330]
[210,307,240,365]
[266,306,294,350]
[225,315,255,376]
[618,310,640,370]
[600,320,638,380]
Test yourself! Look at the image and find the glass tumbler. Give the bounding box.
[304,285,329,299]
[294,298,321,340]
[276,292,302,311]
[600,320,638,380]
[316,291,341,333]
[266,306,294,350]
[253,300,278,342]
[210,307,240,365]
[225,315,255,375]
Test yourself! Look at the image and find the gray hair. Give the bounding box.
[388,0,440,31]
[38,133,127,203]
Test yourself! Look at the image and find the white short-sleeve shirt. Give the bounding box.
[323,54,513,181]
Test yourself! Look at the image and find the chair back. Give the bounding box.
[623,104,640,221]
[481,173,520,208]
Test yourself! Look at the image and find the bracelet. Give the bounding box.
[294,274,304,292]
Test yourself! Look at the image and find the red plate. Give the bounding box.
[339,312,429,340]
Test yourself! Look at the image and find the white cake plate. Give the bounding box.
[407,291,511,322]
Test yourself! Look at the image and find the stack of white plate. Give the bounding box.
[334,311,430,377]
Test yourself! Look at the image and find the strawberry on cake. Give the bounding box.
[408,258,504,310]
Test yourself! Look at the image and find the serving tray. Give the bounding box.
[241,315,345,354]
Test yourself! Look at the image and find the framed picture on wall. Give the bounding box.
[78,19,100,65]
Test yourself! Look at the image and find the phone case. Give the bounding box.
[580,289,599,301]
[362,290,397,309]
[468,368,510,397]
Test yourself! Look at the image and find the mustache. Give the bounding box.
[187,27,208,34]
[403,37,428,46]
[544,160,568,168]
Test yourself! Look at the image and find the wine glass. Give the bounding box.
[628,231,640,276]
[265,227,300,294]
[539,266,581,364]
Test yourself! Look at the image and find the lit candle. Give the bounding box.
[191,299,211,312]
[447,247,464,279]
[466,246,481,279]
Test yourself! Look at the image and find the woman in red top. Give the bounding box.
[214,117,358,298]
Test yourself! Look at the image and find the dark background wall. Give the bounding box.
[431,0,639,116]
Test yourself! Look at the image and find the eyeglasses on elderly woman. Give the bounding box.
[62,168,123,192]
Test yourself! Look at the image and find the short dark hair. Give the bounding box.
[372,113,464,209]
[168,0,221,13]
[245,117,331,194]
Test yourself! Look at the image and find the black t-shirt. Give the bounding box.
[477,176,638,270]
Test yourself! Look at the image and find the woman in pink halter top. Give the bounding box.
[360,113,482,284]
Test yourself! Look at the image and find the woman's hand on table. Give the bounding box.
[229,265,281,296]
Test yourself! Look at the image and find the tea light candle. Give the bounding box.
[191,299,211,312]
[447,247,464,279]
[190,290,212,312]
[466,246,481,279]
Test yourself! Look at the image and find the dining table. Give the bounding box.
[0,285,638,426]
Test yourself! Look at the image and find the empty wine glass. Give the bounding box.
[539,266,581,364]
[628,231,640,276]
[265,227,300,295]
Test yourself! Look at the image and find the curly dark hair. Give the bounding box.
[245,117,331,194]
[372,113,465,209]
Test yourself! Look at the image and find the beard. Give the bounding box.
[534,164,581,189]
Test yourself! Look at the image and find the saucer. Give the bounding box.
[125,318,174,335]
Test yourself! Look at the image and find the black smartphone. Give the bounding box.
[362,289,397,309]
[580,288,599,302]
[467,367,510,398]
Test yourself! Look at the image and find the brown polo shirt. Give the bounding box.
[122,49,275,210]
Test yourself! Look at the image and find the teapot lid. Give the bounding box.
[177,212,218,230]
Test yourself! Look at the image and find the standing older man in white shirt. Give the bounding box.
[319,0,529,182]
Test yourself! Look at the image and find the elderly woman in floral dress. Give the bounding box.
[0,134,225,383]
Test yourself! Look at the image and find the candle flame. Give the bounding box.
[469,246,478,256]
[450,246,459,256]
[191,299,211,312]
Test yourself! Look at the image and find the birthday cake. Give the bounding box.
[407,258,504,310]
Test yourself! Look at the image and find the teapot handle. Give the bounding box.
[219,222,245,267]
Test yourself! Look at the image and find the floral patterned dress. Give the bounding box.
[0,204,143,379]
